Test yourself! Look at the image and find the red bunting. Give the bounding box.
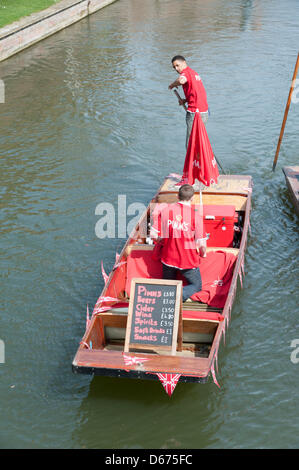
[85,304,90,331]
[156,373,181,396]
[101,261,109,285]
[92,295,120,315]
[211,361,220,388]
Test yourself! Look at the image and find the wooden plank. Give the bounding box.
[125,244,154,256]
[206,247,239,255]
[159,175,252,194]
[193,194,247,211]
[125,243,239,257]
[282,166,299,216]
[73,348,210,376]
[101,314,127,328]
[183,319,218,334]
[81,315,105,349]
[156,192,248,210]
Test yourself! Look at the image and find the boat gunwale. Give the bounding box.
[207,176,252,374]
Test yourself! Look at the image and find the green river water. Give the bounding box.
[0,0,299,449]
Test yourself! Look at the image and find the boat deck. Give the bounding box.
[73,348,211,383]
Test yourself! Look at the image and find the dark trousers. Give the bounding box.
[162,263,202,302]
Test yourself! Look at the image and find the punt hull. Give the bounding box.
[72,174,252,388]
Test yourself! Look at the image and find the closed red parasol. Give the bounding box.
[181,111,219,186]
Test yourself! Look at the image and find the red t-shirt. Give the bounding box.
[181,66,208,113]
[151,202,206,269]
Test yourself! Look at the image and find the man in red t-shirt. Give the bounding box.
[169,55,209,148]
[150,184,207,302]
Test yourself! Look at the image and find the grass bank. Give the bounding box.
[0,0,58,29]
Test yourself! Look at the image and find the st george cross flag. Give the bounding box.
[156,373,181,396]
[182,111,219,186]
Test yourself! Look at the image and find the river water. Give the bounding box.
[0,0,299,449]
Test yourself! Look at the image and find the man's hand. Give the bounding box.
[196,240,207,258]
[168,82,177,90]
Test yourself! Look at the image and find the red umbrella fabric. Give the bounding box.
[180,111,219,186]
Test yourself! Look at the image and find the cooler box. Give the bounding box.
[200,205,236,247]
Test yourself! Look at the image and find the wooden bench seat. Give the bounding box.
[126,243,239,257]
[96,311,221,347]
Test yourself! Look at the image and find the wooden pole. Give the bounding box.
[272,52,299,171]
[173,89,188,111]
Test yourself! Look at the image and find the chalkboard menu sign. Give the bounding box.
[124,278,183,355]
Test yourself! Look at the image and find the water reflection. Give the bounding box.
[74,374,222,449]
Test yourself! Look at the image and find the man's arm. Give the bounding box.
[194,212,207,257]
[168,74,187,90]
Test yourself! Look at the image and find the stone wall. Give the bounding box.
[0,0,118,62]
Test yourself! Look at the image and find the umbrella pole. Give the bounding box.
[199,184,203,205]
[272,52,299,171]
[199,183,204,240]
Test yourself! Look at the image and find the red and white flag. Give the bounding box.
[92,295,120,315]
[86,304,90,331]
[156,373,181,396]
[101,261,109,285]
[122,353,150,366]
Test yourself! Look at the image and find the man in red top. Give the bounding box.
[169,55,209,148]
[150,184,207,302]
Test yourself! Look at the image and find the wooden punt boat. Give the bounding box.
[72,174,252,393]
[282,166,299,216]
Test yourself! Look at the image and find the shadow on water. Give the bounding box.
[85,371,210,404]
[72,372,224,449]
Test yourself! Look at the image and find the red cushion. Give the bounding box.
[125,248,236,308]
[182,311,224,321]
[125,249,162,296]
[191,251,236,308]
